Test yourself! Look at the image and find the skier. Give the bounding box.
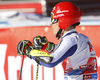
[17,2,98,80]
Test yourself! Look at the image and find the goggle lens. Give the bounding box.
[51,12,54,22]
[51,12,58,24]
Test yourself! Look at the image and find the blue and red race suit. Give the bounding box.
[30,29,98,80]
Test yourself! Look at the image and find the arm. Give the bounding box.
[30,49,53,64]
[17,36,77,68]
[30,37,77,67]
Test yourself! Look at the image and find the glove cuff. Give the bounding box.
[42,41,48,50]
[46,42,55,52]
[25,46,34,58]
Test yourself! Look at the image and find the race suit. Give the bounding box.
[30,29,98,80]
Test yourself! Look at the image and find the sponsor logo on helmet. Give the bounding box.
[54,14,64,18]
[57,10,69,13]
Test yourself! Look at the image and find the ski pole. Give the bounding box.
[19,55,24,80]
[36,63,39,80]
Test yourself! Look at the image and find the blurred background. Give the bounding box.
[46,0,100,16]
[1,0,100,16]
[0,0,100,80]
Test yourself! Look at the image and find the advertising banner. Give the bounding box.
[0,26,100,80]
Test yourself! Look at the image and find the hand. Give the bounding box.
[17,40,33,57]
[33,36,48,50]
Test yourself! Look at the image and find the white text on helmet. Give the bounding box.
[57,10,69,13]
[54,14,64,19]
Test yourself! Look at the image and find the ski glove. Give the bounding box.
[33,36,48,50]
[33,36,55,52]
[17,40,34,58]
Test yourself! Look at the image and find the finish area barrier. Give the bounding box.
[0,26,100,80]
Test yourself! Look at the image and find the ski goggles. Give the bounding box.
[51,12,58,24]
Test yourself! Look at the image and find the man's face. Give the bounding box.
[51,21,60,36]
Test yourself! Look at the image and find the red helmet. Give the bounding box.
[51,2,82,29]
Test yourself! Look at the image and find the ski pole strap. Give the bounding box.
[30,49,52,57]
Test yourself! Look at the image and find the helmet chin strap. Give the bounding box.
[56,28,62,39]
